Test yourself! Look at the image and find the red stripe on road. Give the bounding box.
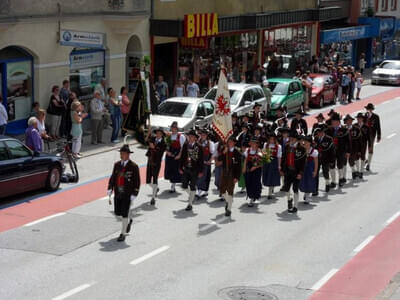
[0,162,165,233]
[309,216,400,300]
[0,88,399,233]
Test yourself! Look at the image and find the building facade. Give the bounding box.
[150,0,344,94]
[0,0,150,134]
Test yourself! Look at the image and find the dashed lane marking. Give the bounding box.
[387,133,397,139]
[385,211,400,225]
[130,245,170,265]
[23,212,66,227]
[52,282,95,300]
[311,269,339,291]
[352,236,375,255]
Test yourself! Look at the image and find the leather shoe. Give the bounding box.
[185,204,192,211]
[117,234,125,242]
[225,210,231,217]
[150,198,155,206]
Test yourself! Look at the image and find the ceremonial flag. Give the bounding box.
[212,70,233,142]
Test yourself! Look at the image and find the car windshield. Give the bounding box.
[158,102,195,118]
[380,62,400,70]
[312,77,324,87]
[268,82,288,95]
[204,88,241,105]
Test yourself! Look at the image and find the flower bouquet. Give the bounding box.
[261,148,271,164]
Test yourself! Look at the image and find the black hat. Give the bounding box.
[278,126,290,134]
[276,106,285,112]
[330,113,341,121]
[253,103,262,108]
[356,112,365,119]
[365,103,375,110]
[153,127,165,135]
[187,129,199,138]
[267,131,277,139]
[295,108,305,115]
[289,131,299,139]
[232,112,238,118]
[327,109,336,116]
[170,121,178,129]
[303,135,313,143]
[343,114,354,121]
[316,113,325,120]
[242,113,250,119]
[249,137,260,144]
[119,144,133,153]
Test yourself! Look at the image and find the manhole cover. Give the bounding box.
[220,287,278,300]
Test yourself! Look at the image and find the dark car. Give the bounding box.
[309,74,338,108]
[0,136,64,199]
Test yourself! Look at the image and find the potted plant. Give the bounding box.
[366,6,374,17]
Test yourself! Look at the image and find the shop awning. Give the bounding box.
[150,6,343,37]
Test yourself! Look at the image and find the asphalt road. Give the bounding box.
[0,84,400,300]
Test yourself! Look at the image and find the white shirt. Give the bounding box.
[309,148,319,158]
[0,102,7,126]
[121,160,128,167]
[171,133,186,149]
[36,118,46,134]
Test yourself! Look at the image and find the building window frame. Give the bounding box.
[381,0,389,11]
[390,0,397,10]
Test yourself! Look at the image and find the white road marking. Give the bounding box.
[387,133,397,139]
[199,216,229,232]
[24,212,66,227]
[352,236,375,254]
[130,245,170,265]
[381,101,390,105]
[311,269,339,291]
[385,211,400,225]
[52,282,95,300]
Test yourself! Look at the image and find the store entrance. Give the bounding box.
[154,43,176,94]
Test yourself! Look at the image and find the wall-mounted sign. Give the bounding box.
[70,51,105,70]
[179,37,209,48]
[60,29,105,49]
[320,26,373,44]
[184,13,218,38]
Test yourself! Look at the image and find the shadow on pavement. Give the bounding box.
[135,202,157,212]
[238,203,264,214]
[276,211,301,221]
[99,238,131,252]
[173,209,198,219]
[207,199,226,208]
[157,190,183,199]
[298,203,317,211]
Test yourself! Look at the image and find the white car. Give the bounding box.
[372,60,400,85]
[203,83,267,116]
[149,97,215,132]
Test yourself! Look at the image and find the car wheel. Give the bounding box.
[319,96,324,108]
[46,165,61,191]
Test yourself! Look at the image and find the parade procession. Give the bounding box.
[106,69,382,242]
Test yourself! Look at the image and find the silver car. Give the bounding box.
[203,83,267,116]
[149,97,215,132]
[372,60,400,85]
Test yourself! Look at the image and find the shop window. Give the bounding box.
[390,0,397,10]
[381,0,388,11]
[6,61,33,122]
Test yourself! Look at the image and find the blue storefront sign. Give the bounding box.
[320,25,373,44]
[396,19,400,32]
[359,17,396,40]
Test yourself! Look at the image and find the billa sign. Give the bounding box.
[179,37,208,48]
[184,13,218,38]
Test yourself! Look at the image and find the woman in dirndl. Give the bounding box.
[164,121,186,193]
[300,135,319,204]
[243,138,263,207]
[262,133,282,199]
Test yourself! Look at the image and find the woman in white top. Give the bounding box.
[355,72,363,100]
[173,79,186,97]
[36,109,50,150]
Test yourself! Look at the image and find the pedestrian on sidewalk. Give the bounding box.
[186,78,200,97]
[120,86,130,137]
[59,80,71,138]
[29,102,40,118]
[355,72,363,100]
[145,127,166,206]
[179,129,203,211]
[108,87,122,143]
[107,144,140,242]
[173,79,186,97]
[155,75,169,102]
[90,91,105,145]
[340,71,350,104]
[25,117,43,153]
[0,95,7,135]
[359,53,366,74]
[95,78,112,130]
[36,109,51,150]
[70,101,87,158]
[47,85,64,139]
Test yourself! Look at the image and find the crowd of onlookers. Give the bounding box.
[21,79,131,158]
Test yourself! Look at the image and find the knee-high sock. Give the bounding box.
[286,192,291,201]
[121,217,129,235]
[304,193,310,202]
[171,183,176,190]
[368,153,374,165]
[356,160,361,173]
[351,165,356,172]
[361,160,365,171]
[152,184,158,199]
[226,193,233,211]
[325,177,330,186]
[268,187,273,196]
[293,193,299,208]
[189,190,195,206]
[330,169,336,183]
[343,165,347,179]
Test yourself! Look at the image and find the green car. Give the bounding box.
[268,78,305,116]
